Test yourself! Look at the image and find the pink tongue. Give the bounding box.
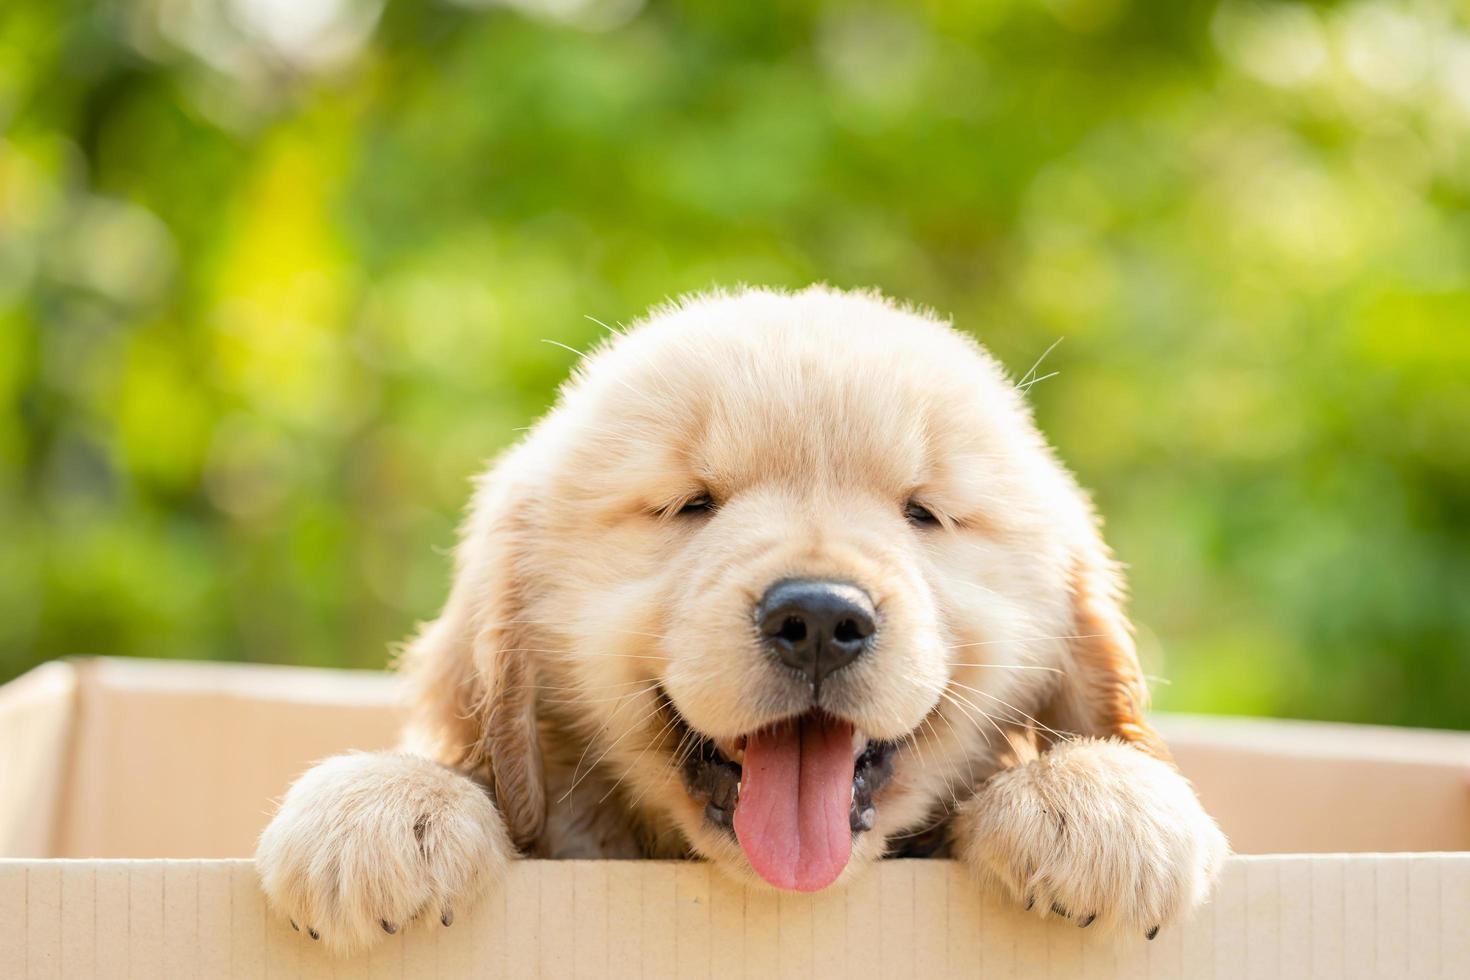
[733,714,856,892]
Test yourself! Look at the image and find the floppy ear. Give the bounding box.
[397,464,546,851]
[1047,539,1171,762]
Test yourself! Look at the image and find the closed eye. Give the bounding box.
[904,499,941,527]
[677,493,715,516]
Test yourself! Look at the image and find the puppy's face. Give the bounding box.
[510,289,1092,890]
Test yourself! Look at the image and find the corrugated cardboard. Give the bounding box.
[2,657,1467,978]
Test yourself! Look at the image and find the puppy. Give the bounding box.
[256,285,1227,952]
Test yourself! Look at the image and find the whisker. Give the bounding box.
[560,693,665,802]
[947,688,1014,746]
[917,717,940,775]
[541,338,590,360]
[561,687,655,793]
[949,680,1070,744]
[933,577,1011,602]
[1016,336,1064,389]
[538,684,663,706]
[556,653,672,662]
[634,721,707,814]
[584,313,626,337]
[904,725,929,772]
[928,703,963,754]
[901,810,951,839]
[938,689,1004,748]
[541,338,655,403]
[504,675,662,694]
[945,633,1101,650]
[671,727,700,772]
[917,715,963,808]
[1016,370,1058,393]
[947,679,1031,720]
[901,716,969,835]
[601,712,680,805]
[947,662,1063,674]
[936,714,981,818]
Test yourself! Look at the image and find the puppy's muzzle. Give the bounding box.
[756,579,876,691]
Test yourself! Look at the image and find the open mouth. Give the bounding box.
[660,689,898,892]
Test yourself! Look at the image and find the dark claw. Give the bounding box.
[1145,925,1160,940]
[441,909,454,927]
[307,927,320,941]
[289,919,299,932]
[1024,896,1035,911]
[381,920,398,935]
[1078,914,1096,928]
[1051,902,1069,917]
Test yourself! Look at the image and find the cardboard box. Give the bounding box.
[2,657,1466,978]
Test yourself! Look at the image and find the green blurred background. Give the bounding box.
[2,0,1467,728]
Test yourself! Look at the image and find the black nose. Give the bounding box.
[756,579,877,687]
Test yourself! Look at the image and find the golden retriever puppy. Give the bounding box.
[256,285,1227,952]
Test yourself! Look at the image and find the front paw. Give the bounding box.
[255,752,512,953]
[955,737,1227,938]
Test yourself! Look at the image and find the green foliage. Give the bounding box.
[2,0,1467,727]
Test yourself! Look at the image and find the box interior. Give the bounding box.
[2,658,1466,859]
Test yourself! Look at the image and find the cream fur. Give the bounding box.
[954,737,1228,933]
[254,285,1227,951]
[255,753,510,952]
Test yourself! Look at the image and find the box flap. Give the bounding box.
[1159,714,1470,854]
[53,658,403,858]
[0,660,80,857]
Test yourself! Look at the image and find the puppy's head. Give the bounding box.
[406,286,1135,891]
